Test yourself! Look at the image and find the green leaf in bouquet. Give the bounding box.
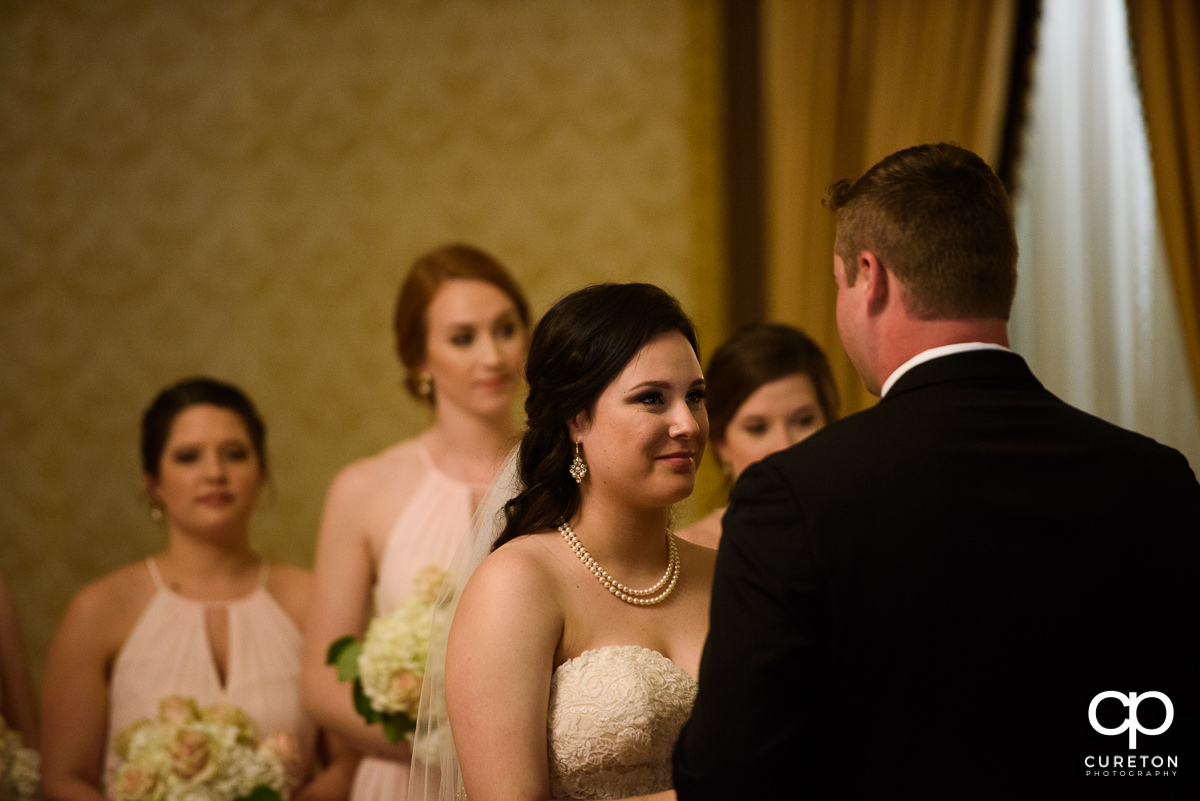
[238,786,282,801]
[332,638,364,683]
[353,679,383,724]
[327,635,359,671]
[382,712,417,744]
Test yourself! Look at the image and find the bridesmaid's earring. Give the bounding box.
[417,372,434,400]
[568,442,588,484]
[149,504,164,522]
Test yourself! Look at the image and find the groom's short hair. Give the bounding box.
[824,142,1018,322]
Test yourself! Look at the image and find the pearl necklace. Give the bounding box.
[557,520,680,606]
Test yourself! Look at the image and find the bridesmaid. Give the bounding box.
[677,324,839,548]
[40,378,356,801]
[300,244,530,801]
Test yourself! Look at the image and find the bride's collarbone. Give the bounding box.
[559,611,699,664]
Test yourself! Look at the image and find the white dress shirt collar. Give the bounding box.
[880,342,1012,398]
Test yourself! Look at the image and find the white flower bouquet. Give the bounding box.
[108,696,301,801]
[327,563,445,744]
[0,715,40,801]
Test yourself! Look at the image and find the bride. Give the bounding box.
[412,283,715,801]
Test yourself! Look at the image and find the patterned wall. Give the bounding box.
[0,0,722,685]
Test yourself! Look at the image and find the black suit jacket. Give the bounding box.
[674,351,1199,799]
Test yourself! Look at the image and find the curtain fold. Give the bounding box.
[761,0,1018,414]
[1126,0,1200,404]
[1008,0,1200,470]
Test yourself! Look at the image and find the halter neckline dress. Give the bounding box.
[105,557,316,782]
[350,438,483,801]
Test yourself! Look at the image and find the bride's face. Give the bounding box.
[572,331,708,510]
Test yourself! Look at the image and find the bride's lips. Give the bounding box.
[657,451,696,468]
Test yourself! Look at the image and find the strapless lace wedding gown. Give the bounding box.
[547,645,697,800]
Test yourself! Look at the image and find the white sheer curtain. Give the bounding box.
[1011,0,1200,470]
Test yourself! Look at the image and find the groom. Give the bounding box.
[673,143,1200,799]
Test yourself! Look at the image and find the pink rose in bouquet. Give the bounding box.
[158,696,201,727]
[390,672,422,713]
[201,704,256,745]
[411,563,446,604]
[169,729,219,784]
[257,732,303,790]
[111,759,163,801]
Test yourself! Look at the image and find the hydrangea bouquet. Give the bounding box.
[0,715,40,801]
[326,563,445,744]
[108,696,300,801]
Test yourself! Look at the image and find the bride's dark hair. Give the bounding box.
[493,283,699,551]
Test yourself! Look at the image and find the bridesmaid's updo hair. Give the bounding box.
[141,377,268,479]
[705,323,840,446]
[493,283,699,551]
[393,243,531,402]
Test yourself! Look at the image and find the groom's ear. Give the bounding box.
[860,250,890,316]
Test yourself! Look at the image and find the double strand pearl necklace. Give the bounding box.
[557,520,680,606]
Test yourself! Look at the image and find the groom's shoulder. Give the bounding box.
[737,411,886,502]
[765,397,900,471]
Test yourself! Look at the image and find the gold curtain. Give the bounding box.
[1127,0,1200,404]
[761,0,1019,414]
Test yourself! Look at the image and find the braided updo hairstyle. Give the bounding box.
[492,283,699,551]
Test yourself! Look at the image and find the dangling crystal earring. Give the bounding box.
[568,442,588,484]
[416,372,434,400]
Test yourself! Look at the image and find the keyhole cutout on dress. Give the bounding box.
[204,605,232,689]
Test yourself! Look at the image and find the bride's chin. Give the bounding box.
[646,482,697,510]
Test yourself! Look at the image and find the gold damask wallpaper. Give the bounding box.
[0,0,724,683]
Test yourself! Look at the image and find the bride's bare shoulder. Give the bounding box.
[463,532,565,604]
[451,532,567,657]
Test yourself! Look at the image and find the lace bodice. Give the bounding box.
[547,645,697,800]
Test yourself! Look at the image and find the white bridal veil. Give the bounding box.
[408,446,524,801]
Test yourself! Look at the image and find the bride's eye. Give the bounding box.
[636,391,665,406]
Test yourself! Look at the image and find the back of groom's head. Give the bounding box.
[824,142,1018,322]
